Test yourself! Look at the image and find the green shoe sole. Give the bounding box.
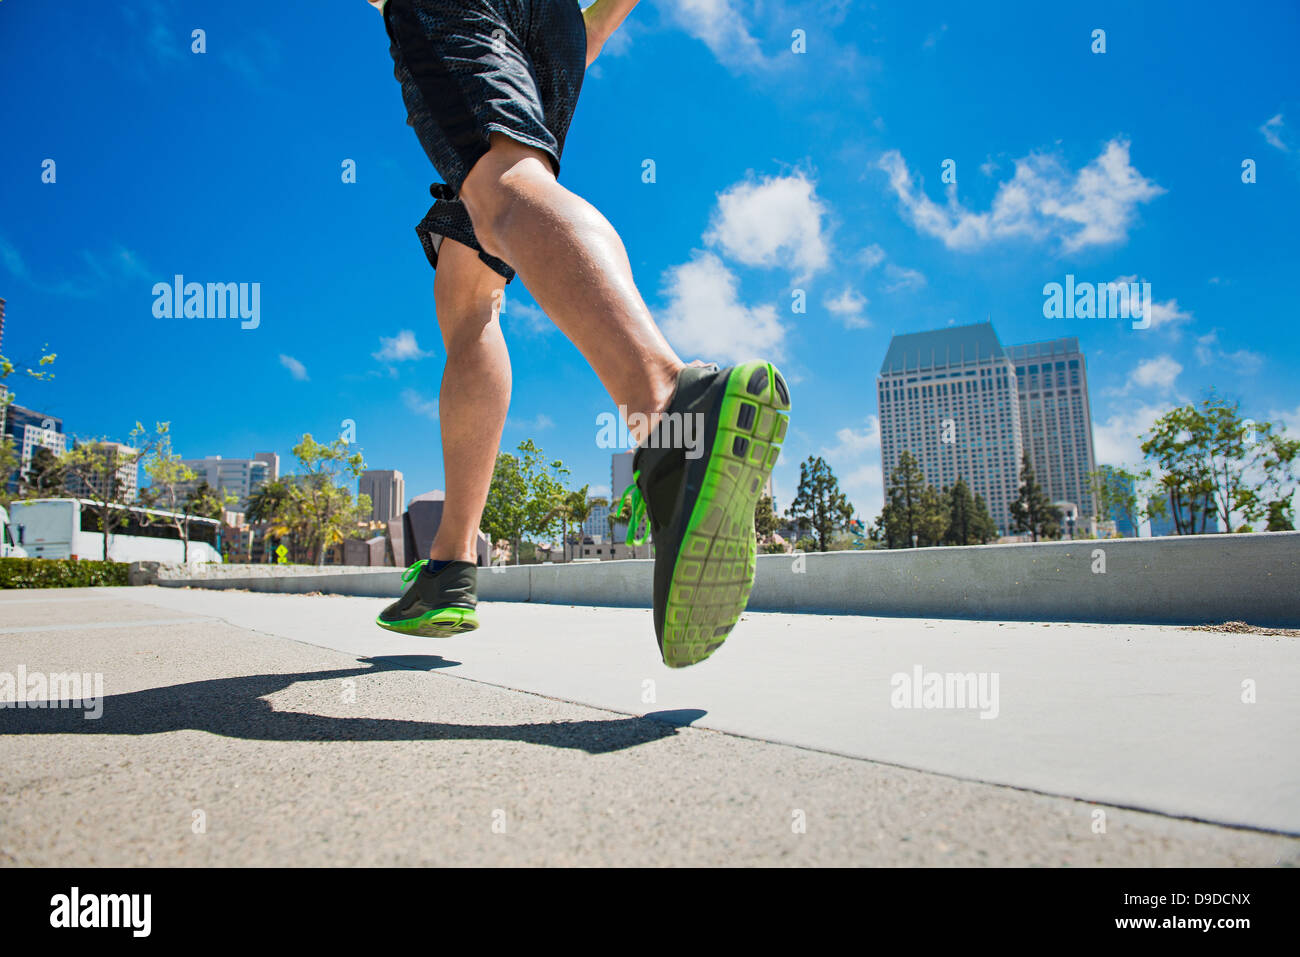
[374,606,480,638]
[661,359,790,668]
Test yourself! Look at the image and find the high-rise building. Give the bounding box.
[1007,337,1097,520]
[359,469,406,522]
[610,451,635,541]
[176,452,279,510]
[581,496,612,541]
[878,323,1024,534]
[65,441,140,503]
[2,403,66,492]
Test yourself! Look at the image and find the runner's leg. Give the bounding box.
[426,237,511,563]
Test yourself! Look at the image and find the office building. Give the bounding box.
[877,323,1024,533]
[176,452,279,510]
[359,469,406,523]
[1007,337,1097,521]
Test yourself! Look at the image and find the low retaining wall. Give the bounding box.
[130,531,1300,626]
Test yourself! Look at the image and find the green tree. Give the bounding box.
[1139,394,1298,534]
[1010,452,1061,541]
[916,484,948,546]
[481,439,569,564]
[1,340,57,505]
[61,423,167,561]
[971,493,998,543]
[1087,465,1151,536]
[785,456,854,552]
[561,485,592,561]
[290,433,369,565]
[246,478,298,562]
[754,494,779,545]
[879,451,927,548]
[21,445,66,499]
[141,435,204,562]
[943,478,978,546]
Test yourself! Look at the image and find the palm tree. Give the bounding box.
[563,487,592,561]
[246,479,295,562]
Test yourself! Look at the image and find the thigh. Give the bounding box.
[385,0,561,192]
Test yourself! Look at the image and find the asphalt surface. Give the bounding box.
[0,586,1296,866]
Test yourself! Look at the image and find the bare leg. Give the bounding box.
[427,238,511,563]
[459,133,684,443]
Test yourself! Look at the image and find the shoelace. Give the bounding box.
[401,559,428,583]
[613,471,651,546]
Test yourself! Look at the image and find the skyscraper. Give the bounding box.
[177,452,280,510]
[878,323,1024,534]
[1007,337,1097,520]
[359,469,406,522]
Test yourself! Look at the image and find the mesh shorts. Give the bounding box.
[383,0,587,282]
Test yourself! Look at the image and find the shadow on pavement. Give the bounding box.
[0,655,700,755]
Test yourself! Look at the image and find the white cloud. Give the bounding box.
[820,416,882,517]
[883,263,926,292]
[279,354,309,381]
[1195,330,1264,373]
[504,297,553,335]
[879,138,1164,252]
[1269,404,1300,435]
[660,251,786,363]
[1110,275,1193,334]
[823,416,881,458]
[402,389,439,421]
[659,0,767,71]
[859,243,886,269]
[372,329,432,362]
[825,287,870,328]
[508,412,555,432]
[1093,403,1168,469]
[704,172,830,280]
[1260,113,1291,152]
[1132,355,1181,390]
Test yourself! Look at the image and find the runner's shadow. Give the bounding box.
[0,656,695,755]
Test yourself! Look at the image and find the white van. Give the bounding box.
[1,505,29,558]
[7,498,222,564]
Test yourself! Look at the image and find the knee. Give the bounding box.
[459,138,554,258]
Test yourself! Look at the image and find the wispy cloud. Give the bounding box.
[1194,330,1264,373]
[0,235,150,298]
[1260,113,1291,152]
[402,389,439,421]
[880,138,1164,252]
[279,354,309,382]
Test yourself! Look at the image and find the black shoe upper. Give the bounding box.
[379,560,477,623]
[631,363,730,644]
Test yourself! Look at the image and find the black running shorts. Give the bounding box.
[383,0,588,282]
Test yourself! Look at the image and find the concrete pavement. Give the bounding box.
[1,586,1297,866]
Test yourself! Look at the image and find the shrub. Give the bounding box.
[0,558,131,589]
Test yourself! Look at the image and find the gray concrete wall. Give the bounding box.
[130,531,1300,626]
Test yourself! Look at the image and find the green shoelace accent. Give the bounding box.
[614,471,651,546]
[402,559,428,583]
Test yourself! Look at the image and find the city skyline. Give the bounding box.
[3,2,1299,524]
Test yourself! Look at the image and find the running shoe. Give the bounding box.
[375,559,479,637]
[613,360,790,667]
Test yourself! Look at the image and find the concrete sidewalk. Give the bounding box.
[0,586,1297,866]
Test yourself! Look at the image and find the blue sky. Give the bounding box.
[3,0,1299,519]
